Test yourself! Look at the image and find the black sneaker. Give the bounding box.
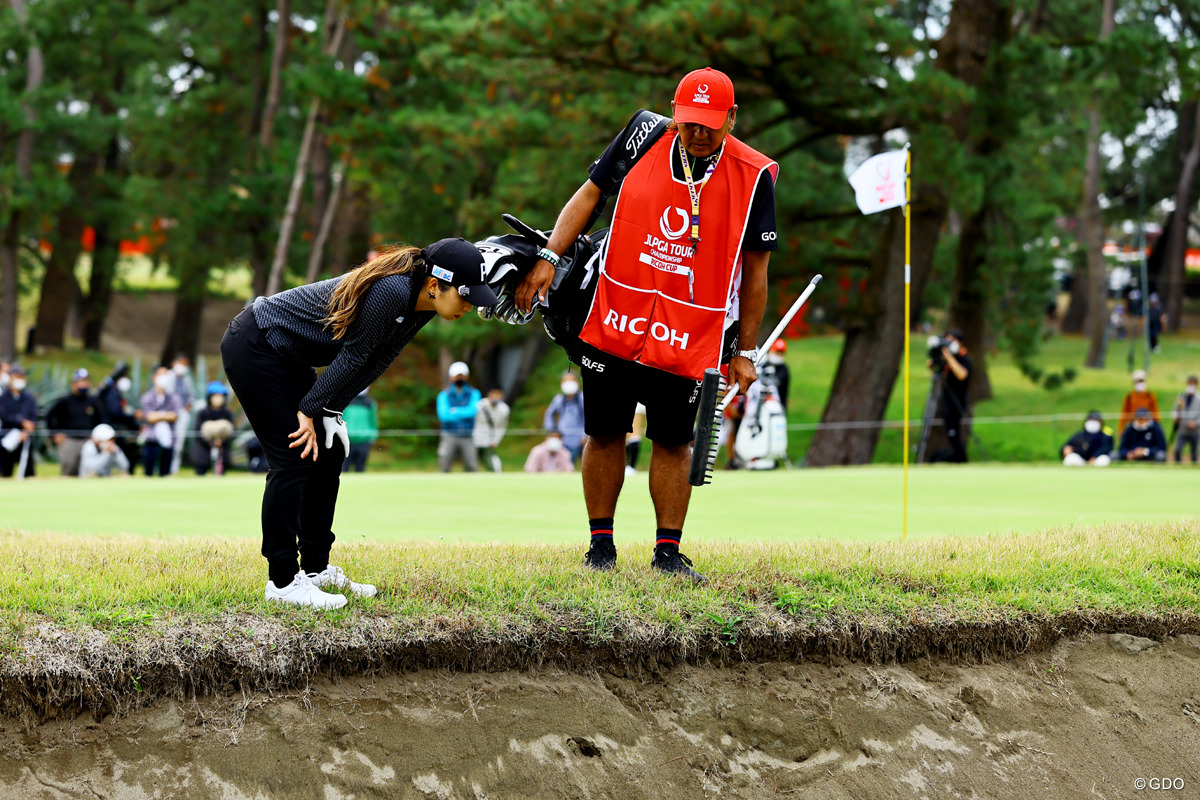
[651,546,707,583]
[583,539,617,571]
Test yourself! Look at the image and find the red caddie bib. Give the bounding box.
[580,132,778,380]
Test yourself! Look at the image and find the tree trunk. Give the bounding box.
[948,204,993,403]
[1060,253,1088,332]
[806,0,1007,466]
[32,201,87,351]
[265,5,347,295]
[305,149,350,283]
[0,0,44,361]
[160,257,208,365]
[1080,0,1115,368]
[259,0,290,150]
[1163,99,1200,333]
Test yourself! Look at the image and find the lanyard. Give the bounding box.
[678,137,724,255]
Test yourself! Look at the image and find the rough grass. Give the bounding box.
[3,520,1198,724]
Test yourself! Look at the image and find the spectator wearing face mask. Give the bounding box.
[97,362,140,470]
[1118,370,1159,436]
[80,424,131,478]
[524,430,575,473]
[1118,408,1167,462]
[473,387,510,473]
[543,371,585,463]
[46,368,101,476]
[0,364,37,478]
[436,361,481,472]
[1060,411,1114,466]
[140,365,183,476]
[169,354,196,475]
[1172,375,1200,464]
[192,381,236,476]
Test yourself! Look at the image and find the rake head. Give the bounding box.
[689,368,728,486]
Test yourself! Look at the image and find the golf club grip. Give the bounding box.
[717,274,822,414]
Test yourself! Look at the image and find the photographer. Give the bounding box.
[928,329,972,463]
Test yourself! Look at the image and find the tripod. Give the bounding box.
[916,369,988,463]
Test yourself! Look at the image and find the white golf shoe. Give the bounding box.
[312,564,378,598]
[265,571,349,610]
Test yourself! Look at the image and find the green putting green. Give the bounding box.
[2,464,1196,544]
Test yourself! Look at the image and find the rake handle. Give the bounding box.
[717,274,822,413]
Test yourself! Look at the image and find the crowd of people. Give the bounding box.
[1059,372,1199,466]
[0,357,239,479]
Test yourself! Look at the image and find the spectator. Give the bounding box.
[524,430,575,473]
[0,364,37,478]
[543,371,585,462]
[140,365,182,476]
[436,361,480,472]
[1109,302,1127,341]
[474,387,510,473]
[625,403,646,476]
[1148,293,1164,353]
[1118,369,1159,435]
[722,393,746,470]
[80,423,130,477]
[1060,411,1113,466]
[342,388,379,473]
[760,339,791,410]
[46,367,100,476]
[0,361,9,392]
[169,353,196,474]
[929,329,972,463]
[1172,375,1200,464]
[1118,408,1167,462]
[192,381,236,476]
[96,361,140,470]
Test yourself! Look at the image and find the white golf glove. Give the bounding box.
[321,409,349,454]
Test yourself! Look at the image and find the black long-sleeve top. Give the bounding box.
[252,272,435,417]
[46,391,101,437]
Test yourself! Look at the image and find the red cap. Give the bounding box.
[673,67,735,129]
[770,339,787,354]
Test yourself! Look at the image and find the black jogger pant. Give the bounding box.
[221,307,345,585]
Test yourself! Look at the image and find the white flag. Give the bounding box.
[848,150,908,215]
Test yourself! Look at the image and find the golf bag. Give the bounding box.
[475,217,609,366]
[734,381,788,469]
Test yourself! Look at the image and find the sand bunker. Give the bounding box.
[2,632,1199,798]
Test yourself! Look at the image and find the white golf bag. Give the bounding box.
[735,381,788,469]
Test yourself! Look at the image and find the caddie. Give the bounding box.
[516,67,779,582]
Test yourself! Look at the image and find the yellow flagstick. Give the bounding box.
[903,143,912,542]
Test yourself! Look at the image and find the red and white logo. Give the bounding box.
[659,206,689,240]
[691,82,710,105]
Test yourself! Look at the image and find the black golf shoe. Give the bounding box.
[583,538,617,571]
[651,546,707,583]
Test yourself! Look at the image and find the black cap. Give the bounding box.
[1086,410,1102,422]
[424,238,499,308]
[1134,408,1151,419]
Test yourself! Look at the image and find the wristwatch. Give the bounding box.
[734,349,758,362]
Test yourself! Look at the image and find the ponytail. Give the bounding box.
[326,245,425,340]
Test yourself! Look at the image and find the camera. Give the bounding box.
[927,336,951,371]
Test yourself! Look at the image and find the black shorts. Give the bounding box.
[578,342,704,446]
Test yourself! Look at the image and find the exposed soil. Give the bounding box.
[2,632,1199,799]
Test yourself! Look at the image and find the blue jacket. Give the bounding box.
[0,390,37,433]
[543,392,585,451]
[1118,422,1167,460]
[437,384,480,436]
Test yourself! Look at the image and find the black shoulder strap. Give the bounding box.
[585,109,670,232]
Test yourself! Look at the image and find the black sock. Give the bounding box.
[656,528,682,551]
[589,518,614,547]
[269,558,299,589]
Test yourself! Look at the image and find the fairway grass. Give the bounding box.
[2,465,1199,542]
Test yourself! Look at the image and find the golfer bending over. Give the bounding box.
[222,239,498,609]
[516,68,779,582]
